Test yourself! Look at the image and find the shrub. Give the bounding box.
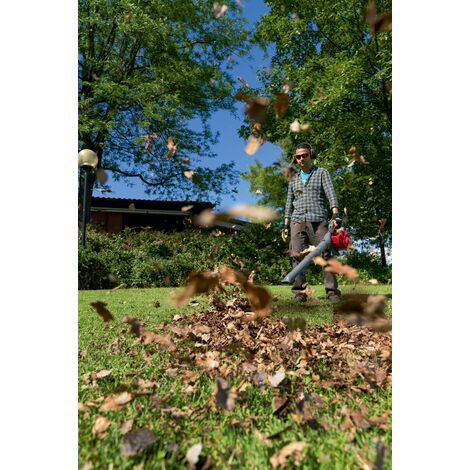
[78,225,391,289]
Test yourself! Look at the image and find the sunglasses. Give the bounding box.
[294,153,310,160]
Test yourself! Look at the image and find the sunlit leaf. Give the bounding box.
[272,92,289,118]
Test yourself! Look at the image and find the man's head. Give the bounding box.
[292,143,315,170]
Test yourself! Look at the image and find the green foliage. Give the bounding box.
[79,0,249,203]
[79,225,391,289]
[242,0,392,238]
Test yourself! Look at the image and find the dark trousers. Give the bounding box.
[290,220,338,294]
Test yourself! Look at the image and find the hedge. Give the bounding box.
[78,225,391,290]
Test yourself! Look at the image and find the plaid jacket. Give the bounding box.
[284,166,339,222]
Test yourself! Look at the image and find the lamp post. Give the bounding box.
[78,149,99,247]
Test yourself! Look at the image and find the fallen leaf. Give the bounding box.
[120,419,134,434]
[215,377,238,411]
[269,368,286,387]
[96,369,112,379]
[270,442,309,468]
[99,392,133,411]
[186,443,202,465]
[121,428,157,457]
[368,278,379,285]
[90,301,113,323]
[92,415,111,437]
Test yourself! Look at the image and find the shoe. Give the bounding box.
[327,291,341,303]
[294,293,308,303]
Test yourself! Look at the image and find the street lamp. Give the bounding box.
[78,149,98,247]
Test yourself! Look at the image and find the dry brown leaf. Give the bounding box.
[244,283,272,318]
[225,204,277,223]
[219,265,247,285]
[181,205,194,212]
[186,443,203,466]
[298,245,316,257]
[121,428,157,457]
[282,81,293,93]
[273,92,289,118]
[96,369,112,379]
[96,168,108,185]
[90,301,113,323]
[123,316,145,337]
[120,419,134,434]
[99,392,133,411]
[270,441,309,468]
[172,271,223,306]
[324,259,359,280]
[213,3,228,18]
[244,135,263,155]
[184,170,195,179]
[166,137,177,157]
[92,415,111,437]
[366,1,392,36]
[196,351,220,370]
[368,278,379,285]
[281,167,297,181]
[313,256,328,267]
[237,75,249,87]
[215,377,238,411]
[128,203,136,210]
[290,119,301,132]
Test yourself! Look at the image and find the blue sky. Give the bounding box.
[93,0,282,211]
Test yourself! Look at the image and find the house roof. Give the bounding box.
[91,196,214,213]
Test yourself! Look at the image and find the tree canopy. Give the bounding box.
[241,0,391,243]
[79,0,249,203]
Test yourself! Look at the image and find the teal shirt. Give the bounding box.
[300,169,311,185]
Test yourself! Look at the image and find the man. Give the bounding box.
[284,143,342,303]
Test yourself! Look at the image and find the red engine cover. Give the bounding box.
[330,229,350,249]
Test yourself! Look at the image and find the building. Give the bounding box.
[90,196,245,233]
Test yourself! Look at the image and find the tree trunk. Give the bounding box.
[379,236,387,267]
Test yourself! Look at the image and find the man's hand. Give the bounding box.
[282,219,289,242]
[331,213,343,227]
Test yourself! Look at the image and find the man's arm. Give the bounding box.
[284,182,294,225]
[322,170,339,214]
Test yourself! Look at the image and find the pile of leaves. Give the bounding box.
[83,268,391,467]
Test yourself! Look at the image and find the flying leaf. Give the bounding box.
[213,3,228,18]
[96,168,108,185]
[270,442,309,468]
[366,1,392,36]
[272,92,289,118]
[281,167,297,181]
[181,205,194,212]
[215,377,238,411]
[324,259,359,280]
[244,96,270,122]
[121,428,157,457]
[282,81,293,93]
[90,301,113,323]
[128,203,136,210]
[219,265,247,285]
[123,316,145,337]
[313,256,328,266]
[172,271,223,306]
[184,170,196,179]
[225,204,277,222]
[244,135,263,155]
[166,137,177,157]
[290,120,301,132]
[244,282,272,318]
[237,75,250,87]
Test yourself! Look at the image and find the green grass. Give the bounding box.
[79,285,392,469]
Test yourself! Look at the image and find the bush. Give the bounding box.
[78,225,391,290]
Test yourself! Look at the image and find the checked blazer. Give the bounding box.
[284,165,338,222]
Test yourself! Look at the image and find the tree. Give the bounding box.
[240,0,391,264]
[78,0,249,211]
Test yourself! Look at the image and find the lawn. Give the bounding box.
[79,284,392,469]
